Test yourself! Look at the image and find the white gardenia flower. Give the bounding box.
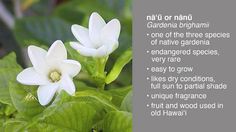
[17,40,81,106]
[70,12,121,57]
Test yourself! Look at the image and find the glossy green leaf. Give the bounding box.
[0,52,21,68]
[106,48,132,84]
[27,0,52,15]
[14,17,74,47]
[99,0,126,14]
[0,119,3,131]
[75,90,118,111]
[4,105,16,116]
[54,0,116,25]
[9,82,44,118]
[0,69,20,105]
[120,91,132,112]
[106,86,132,107]
[74,81,96,91]
[3,119,28,132]
[73,90,115,125]
[103,111,132,132]
[0,53,21,105]
[53,1,85,24]
[35,90,112,131]
[32,102,96,132]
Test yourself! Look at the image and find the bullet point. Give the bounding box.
[147,94,149,97]
[146,50,149,53]
[147,33,149,36]
[147,77,150,80]
[147,67,149,70]
[147,104,150,107]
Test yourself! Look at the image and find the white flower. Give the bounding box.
[70,12,121,57]
[17,40,81,106]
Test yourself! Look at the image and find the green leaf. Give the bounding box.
[106,48,132,84]
[73,90,117,126]
[0,52,21,68]
[106,86,132,107]
[27,0,52,16]
[75,90,118,111]
[0,69,20,105]
[9,82,44,118]
[0,53,21,105]
[54,0,116,25]
[0,119,3,131]
[103,111,132,132]
[32,102,96,132]
[14,89,118,132]
[74,81,96,91]
[14,17,74,47]
[4,105,16,116]
[3,119,28,132]
[53,1,85,24]
[30,90,115,131]
[120,91,132,112]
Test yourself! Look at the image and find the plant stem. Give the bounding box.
[96,56,108,90]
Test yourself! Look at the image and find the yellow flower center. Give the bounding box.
[49,70,61,82]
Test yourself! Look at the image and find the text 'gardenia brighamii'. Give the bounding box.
[70,12,121,57]
[17,40,81,106]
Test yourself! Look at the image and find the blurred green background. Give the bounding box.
[0,0,132,88]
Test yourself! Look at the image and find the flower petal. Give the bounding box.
[61,60,81,77]
[70,42,97,57]
[71,24,93,48]
[89,12,106,47]
[60,75,75,95]
[28,45,47,74]
[46,40,67,62]
[106,39,119,54]
[101,19,121,42]
[94,45,109,57]
[95,40,118,57]
[17,67,49,85]
[37,84,58,106]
